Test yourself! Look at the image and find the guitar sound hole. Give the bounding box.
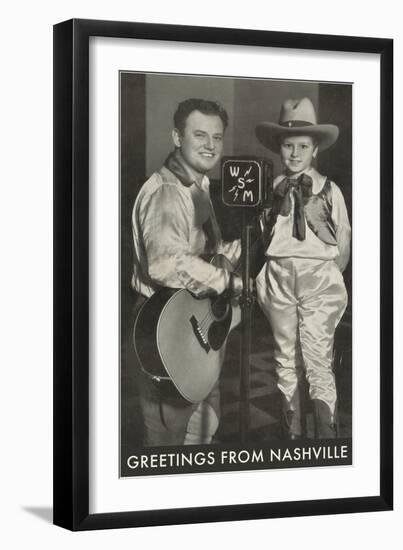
[211,297,229,320]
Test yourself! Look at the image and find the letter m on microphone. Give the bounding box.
[221,157,262,208]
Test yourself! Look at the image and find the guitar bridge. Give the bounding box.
[190,315,210,353]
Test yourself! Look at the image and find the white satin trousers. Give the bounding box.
[256,257,348,427]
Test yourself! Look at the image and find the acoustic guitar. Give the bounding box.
[133,255,241,403]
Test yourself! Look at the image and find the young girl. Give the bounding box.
[255,97,351,439]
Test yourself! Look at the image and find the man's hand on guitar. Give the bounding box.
[229,273,254,299]
[230,273,243,297]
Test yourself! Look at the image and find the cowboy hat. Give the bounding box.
[255,97,339,153]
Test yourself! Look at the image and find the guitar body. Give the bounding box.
[133,255,241,403]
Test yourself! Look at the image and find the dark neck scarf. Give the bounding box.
[275,173,313,240]
[164,149,221,253]
[164,149,203,188]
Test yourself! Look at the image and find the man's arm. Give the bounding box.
[140,184,240,297]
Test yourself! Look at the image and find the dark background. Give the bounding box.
[120,73,352,465]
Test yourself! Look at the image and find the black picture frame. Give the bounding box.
[53,18,393,531]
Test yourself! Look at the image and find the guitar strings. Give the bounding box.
[199,313,213,332]
[198,299,220,332]
[198,296,227,334]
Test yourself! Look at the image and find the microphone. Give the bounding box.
[221,156,273,210]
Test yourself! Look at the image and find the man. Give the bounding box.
[131,98,242,446]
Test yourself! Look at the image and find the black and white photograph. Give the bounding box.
[120,72,353,477]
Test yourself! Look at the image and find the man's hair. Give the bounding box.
[277,133,318,148]
[174,98,229,134]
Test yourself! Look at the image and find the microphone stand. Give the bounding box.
[239,211,254,442]
[220,155,272,443]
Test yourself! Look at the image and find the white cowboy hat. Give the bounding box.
[255,97,339,153]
